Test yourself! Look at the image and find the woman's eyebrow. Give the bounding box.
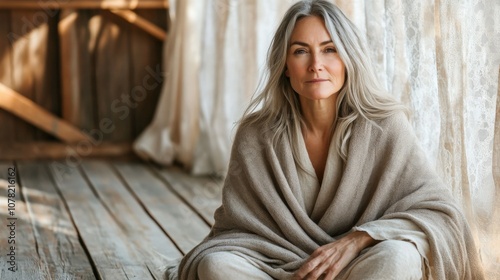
[290,40,333,47]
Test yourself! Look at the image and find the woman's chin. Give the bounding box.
[298,91,338,101]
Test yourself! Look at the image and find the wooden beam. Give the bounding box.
[0,142,133,160]
[0,83,91,143]
[0,0,168,9]
[109,9,167,41]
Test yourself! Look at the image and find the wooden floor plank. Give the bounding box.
[0,142,132,161]
[154,167,223,226]
[113,162,211,254]
[80,161,182,278]
[17,161,95,279]
[0,162,47,279]
[0,159,224,278]
[47,160,154,279]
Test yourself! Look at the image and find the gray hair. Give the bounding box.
[240,0,406,163]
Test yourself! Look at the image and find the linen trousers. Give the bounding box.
[197,240,424,280]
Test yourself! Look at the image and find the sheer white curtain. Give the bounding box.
[334,1,500,277]
[134,0,499,277]
[134,0,295,174]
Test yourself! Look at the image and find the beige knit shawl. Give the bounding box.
[167,113,484,280]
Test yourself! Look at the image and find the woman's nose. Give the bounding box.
[308,53,323,72]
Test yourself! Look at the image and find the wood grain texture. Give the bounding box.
[16,161,95,279]
[127,9,165,138]
[0,160,224,278]
[110,9,166,41]
[0,11,16,142]
[48,160,155,279]
[1,8,166,143]
[95,12,132,142]
[0,162,47,279]
[6,10,61,142]
[0,0,169,9]
[59,9,96,132]
[30,9,60,141]
[154,167,223,226]
[0,142,132,160]
[10,10,37,142]
[80,160,182,278]
[0,10,13,87]
[0,83,91,143]
[113,162,210,254]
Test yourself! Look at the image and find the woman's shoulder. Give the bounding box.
[233,113,273,143]
[354,111,414,141]
[374,111,411,131]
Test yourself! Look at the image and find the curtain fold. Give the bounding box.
[133,0,204,167]
[134,0,499,276]
[134,0,297,174]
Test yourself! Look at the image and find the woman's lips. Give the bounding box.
[306,79,329,83]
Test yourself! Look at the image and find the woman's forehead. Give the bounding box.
[290,16,332,44]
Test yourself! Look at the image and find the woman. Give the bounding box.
[165,0,484,279]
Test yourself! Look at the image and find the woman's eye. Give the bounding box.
[325,47,337,53]
[293,49,307,55]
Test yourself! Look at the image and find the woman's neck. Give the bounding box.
[299,95,338,139]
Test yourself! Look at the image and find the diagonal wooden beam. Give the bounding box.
[109,9,167,41]
[0,0,169,9]
[0,83,91,143]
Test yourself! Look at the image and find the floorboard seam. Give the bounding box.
[46,160,102,280]
[147,163,213,228]
[110,162,186,255]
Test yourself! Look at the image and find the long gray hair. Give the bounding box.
[240,0,406,162]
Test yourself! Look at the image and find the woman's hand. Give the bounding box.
[293,231,379,280]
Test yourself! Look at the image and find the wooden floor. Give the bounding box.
[0,160,223,279]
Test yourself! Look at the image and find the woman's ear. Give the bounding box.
[285,69,290,77]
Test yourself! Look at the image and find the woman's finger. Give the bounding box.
[296,248,336,279]
[322,261,341,280]
[294,254,323,279]
[304,253,336,280]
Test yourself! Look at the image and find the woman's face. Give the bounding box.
[285,16,346,101]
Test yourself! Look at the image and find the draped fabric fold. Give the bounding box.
[168,113,484,280]
[135,1,499,277]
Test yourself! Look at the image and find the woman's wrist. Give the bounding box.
[348,231,380,252]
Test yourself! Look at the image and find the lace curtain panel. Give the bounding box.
[133,0,500,277]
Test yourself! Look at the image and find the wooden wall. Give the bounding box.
[0,8,167,145]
